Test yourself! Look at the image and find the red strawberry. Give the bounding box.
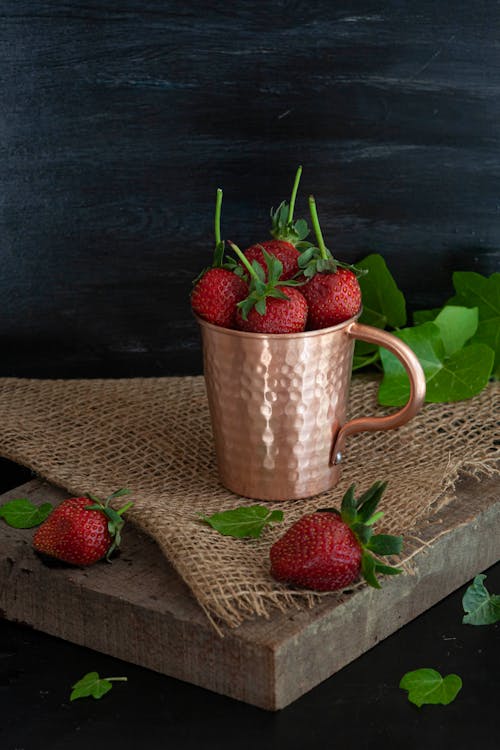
[244,239,300,281]
[191,188,248,328]
[236,286,308,334]
[191,267,247,328]
[242,166,309,281]
[229,242,308,334]
[298,195,362,329]
[270,482,403,591]
[33,489,133,566]
[302,267,362,329]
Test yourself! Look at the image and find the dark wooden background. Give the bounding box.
[2,0,499,377]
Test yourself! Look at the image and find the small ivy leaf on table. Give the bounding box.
[399,668,462,707]
[70,671,128,701]
[462,574,500,625]
[199,506,284,538]
[0,498,53,528]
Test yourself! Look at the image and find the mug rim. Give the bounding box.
[194,308,362,340]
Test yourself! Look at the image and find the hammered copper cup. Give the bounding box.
[198,312,426,501]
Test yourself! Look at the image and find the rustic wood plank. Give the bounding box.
[0,475,498,710]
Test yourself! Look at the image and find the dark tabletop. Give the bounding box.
[1,456,499,750]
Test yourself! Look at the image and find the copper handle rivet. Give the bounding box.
[334,451,342,465]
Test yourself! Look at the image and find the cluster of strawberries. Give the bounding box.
[191,167,363,334]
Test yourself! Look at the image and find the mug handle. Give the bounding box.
[330,322,426,465]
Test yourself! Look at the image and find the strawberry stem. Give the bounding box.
[104,677,128,682]
[308,195,329,260]
[228,241,260,283]
[287,166,302,225]
[214,188,223,247]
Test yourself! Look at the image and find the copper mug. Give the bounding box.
[198,313,426,501]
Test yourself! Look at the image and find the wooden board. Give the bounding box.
[0,476,499,711]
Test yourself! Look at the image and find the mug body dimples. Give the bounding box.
[198,313,426,501]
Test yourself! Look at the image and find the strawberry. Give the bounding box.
[191,188,248,328]
[237,286,308,334]
[32,489,133,566]
[270,482,403,591]
[299,195,363,329]
[244,239,301,282]
[229,242,308,334]
[243,166,309,281]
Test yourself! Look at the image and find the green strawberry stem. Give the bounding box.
[287,165,302,225]
[214,188,223,247]
[228,241,260,283]
[212,188,225,268]
[104,677,128,682]
[308,195,330,260]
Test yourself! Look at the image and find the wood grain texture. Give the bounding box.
[1,1,499,376]
[0,474,498,710]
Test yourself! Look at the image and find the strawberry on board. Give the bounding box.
[270,481,403,591]
[191,188,248,329]
[229,242,308,334]
[32,489,133,566]
[243,166,309,281]
[299,195,363,329]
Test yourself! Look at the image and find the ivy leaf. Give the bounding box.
[356,253,407,329]
[432,306,478,356]
[352,350,380,371]
[378,323,494,405]
[0,498,53,529]
[399,669,462,707]
[199,506,284,538]
[462,574,500,625]
[448,271,500,376]
[70,672,127,701]
[413,307,442,325]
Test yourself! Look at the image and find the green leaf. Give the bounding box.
[413,308,442,325]
[399,669,462,707]
[0,498,53,529]
[351,522,374,545]
[361,551,381,588]
[373,561,402,576]
[340,484,356,524]
[356,481,387,521]
[70,672,127,701]
[448,271,500,375]
[432,306,478,356]
[352,349,380,371]
[199,505,284,539]
[367,533,403,556]
[379,323,494,405]
[462,574,500,625]
[356,253,407,329]
[294,218,309,240]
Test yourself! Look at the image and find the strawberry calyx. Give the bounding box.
[192,189,246,285]
[269,166,309,246]
[298,195,367,279]
[317,481,403,588]
[84,488,133,561]
[229,241,303,320]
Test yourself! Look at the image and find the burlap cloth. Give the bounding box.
[0,375,498,630]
